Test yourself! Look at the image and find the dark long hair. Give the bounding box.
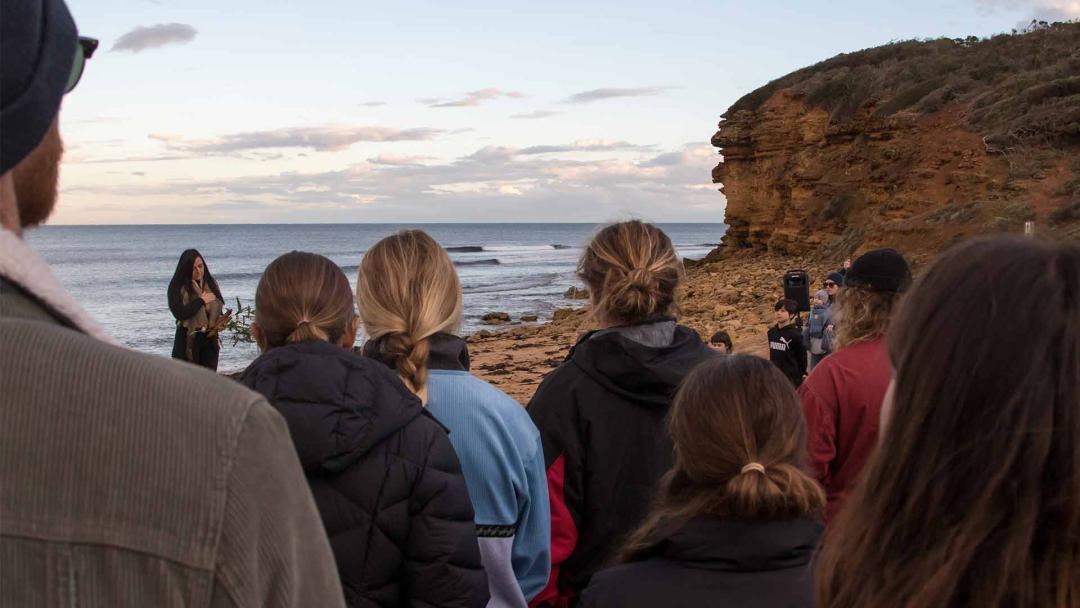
[619,355,825,563]
[817,236,1080,607]
[168,249,223,303]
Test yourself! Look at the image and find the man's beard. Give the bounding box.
[12,122,63,229]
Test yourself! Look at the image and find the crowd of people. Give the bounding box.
[3,2,1080,607]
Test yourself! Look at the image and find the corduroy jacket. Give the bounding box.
[0,230,345,608]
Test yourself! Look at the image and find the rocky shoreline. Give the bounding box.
[469,251,832,403]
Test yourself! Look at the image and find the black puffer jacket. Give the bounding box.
[242,340,488,608]
[579,517,823,608]
[527,321,715,606]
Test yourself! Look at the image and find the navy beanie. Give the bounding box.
[1,0,78,174]
[826,271,845,286]
[845,248,912,293]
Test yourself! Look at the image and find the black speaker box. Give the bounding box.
[784,270,811,312]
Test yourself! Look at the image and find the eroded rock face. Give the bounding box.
[712,25,1080,260]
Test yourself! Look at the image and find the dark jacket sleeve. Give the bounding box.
[527,368,585,607]
[168,285,204,323]
[404,418,489,608]
[792,333,808,378]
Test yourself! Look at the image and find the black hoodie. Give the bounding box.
[579,517,823,608]
[527,322,714,606]
[242,340,488,608]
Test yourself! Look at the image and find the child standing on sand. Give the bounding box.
[356,231,550,608]
[528,221,715,607]
[769,298,807,387]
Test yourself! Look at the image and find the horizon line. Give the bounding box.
[40,221,729,227]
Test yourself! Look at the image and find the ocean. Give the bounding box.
[28,223,726,371]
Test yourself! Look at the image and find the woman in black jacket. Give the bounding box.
[241,251,488,608]
[167,248,224,370]
[527,221,715,606]
[580,355,826,608]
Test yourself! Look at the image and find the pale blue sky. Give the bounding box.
[54,0,1073,224]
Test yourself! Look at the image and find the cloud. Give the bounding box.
[974,0,1080,20]
[360,101,387,107]
[66,140,723,223]
[518,139,655,155]
[564,86,666,104]
[510,110,561,119]
[112,23,197,53]
[153,125,444,154]
[421,88,525,108]
[367,153,436,166]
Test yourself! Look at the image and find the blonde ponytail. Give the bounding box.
[579,221,683,325]
[356,231,462,403]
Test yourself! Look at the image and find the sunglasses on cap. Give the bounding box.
[66,37,98,94]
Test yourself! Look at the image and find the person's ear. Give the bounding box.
[251,322,268,353]
[340,316,360,349]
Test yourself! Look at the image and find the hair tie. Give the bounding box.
[741,462,766,475]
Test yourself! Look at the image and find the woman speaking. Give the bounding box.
[167,249,224,371]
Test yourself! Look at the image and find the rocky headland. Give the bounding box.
[473,22,1080,402]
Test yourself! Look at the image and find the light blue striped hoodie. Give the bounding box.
[423,334,551,608]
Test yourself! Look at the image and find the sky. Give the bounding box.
[53,0,1079,224]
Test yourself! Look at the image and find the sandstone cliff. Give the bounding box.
[712,22,1080,261]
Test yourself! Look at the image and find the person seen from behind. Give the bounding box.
[357,231,550,608]
[817,236,1080,607]
[799,248,910,522]
[0,2,343,605]
[167,248,225,370]
[241,251,488,608]
[803,289,834,371]
[580,355,825,608]
[709,329,733,353]
[768,298,807,387]
[527,220,715,607]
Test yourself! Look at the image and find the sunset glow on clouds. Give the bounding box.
[55,0,1074,224]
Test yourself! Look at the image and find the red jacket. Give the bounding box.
[798,337,892,522]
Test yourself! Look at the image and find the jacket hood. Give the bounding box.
[657,517,822,572]
[241,340,425,474]
[569,322,714,408]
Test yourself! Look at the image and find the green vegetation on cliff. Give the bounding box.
[729,21,1080,147]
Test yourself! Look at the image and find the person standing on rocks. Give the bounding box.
[0,2,344,604]
[824,272,844,306]
[527,220,715,607]
[799,248,911,522]
[357,231,549,608]
[710,329,733,353]
[768,298,807,387]
[803,290,834,370]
